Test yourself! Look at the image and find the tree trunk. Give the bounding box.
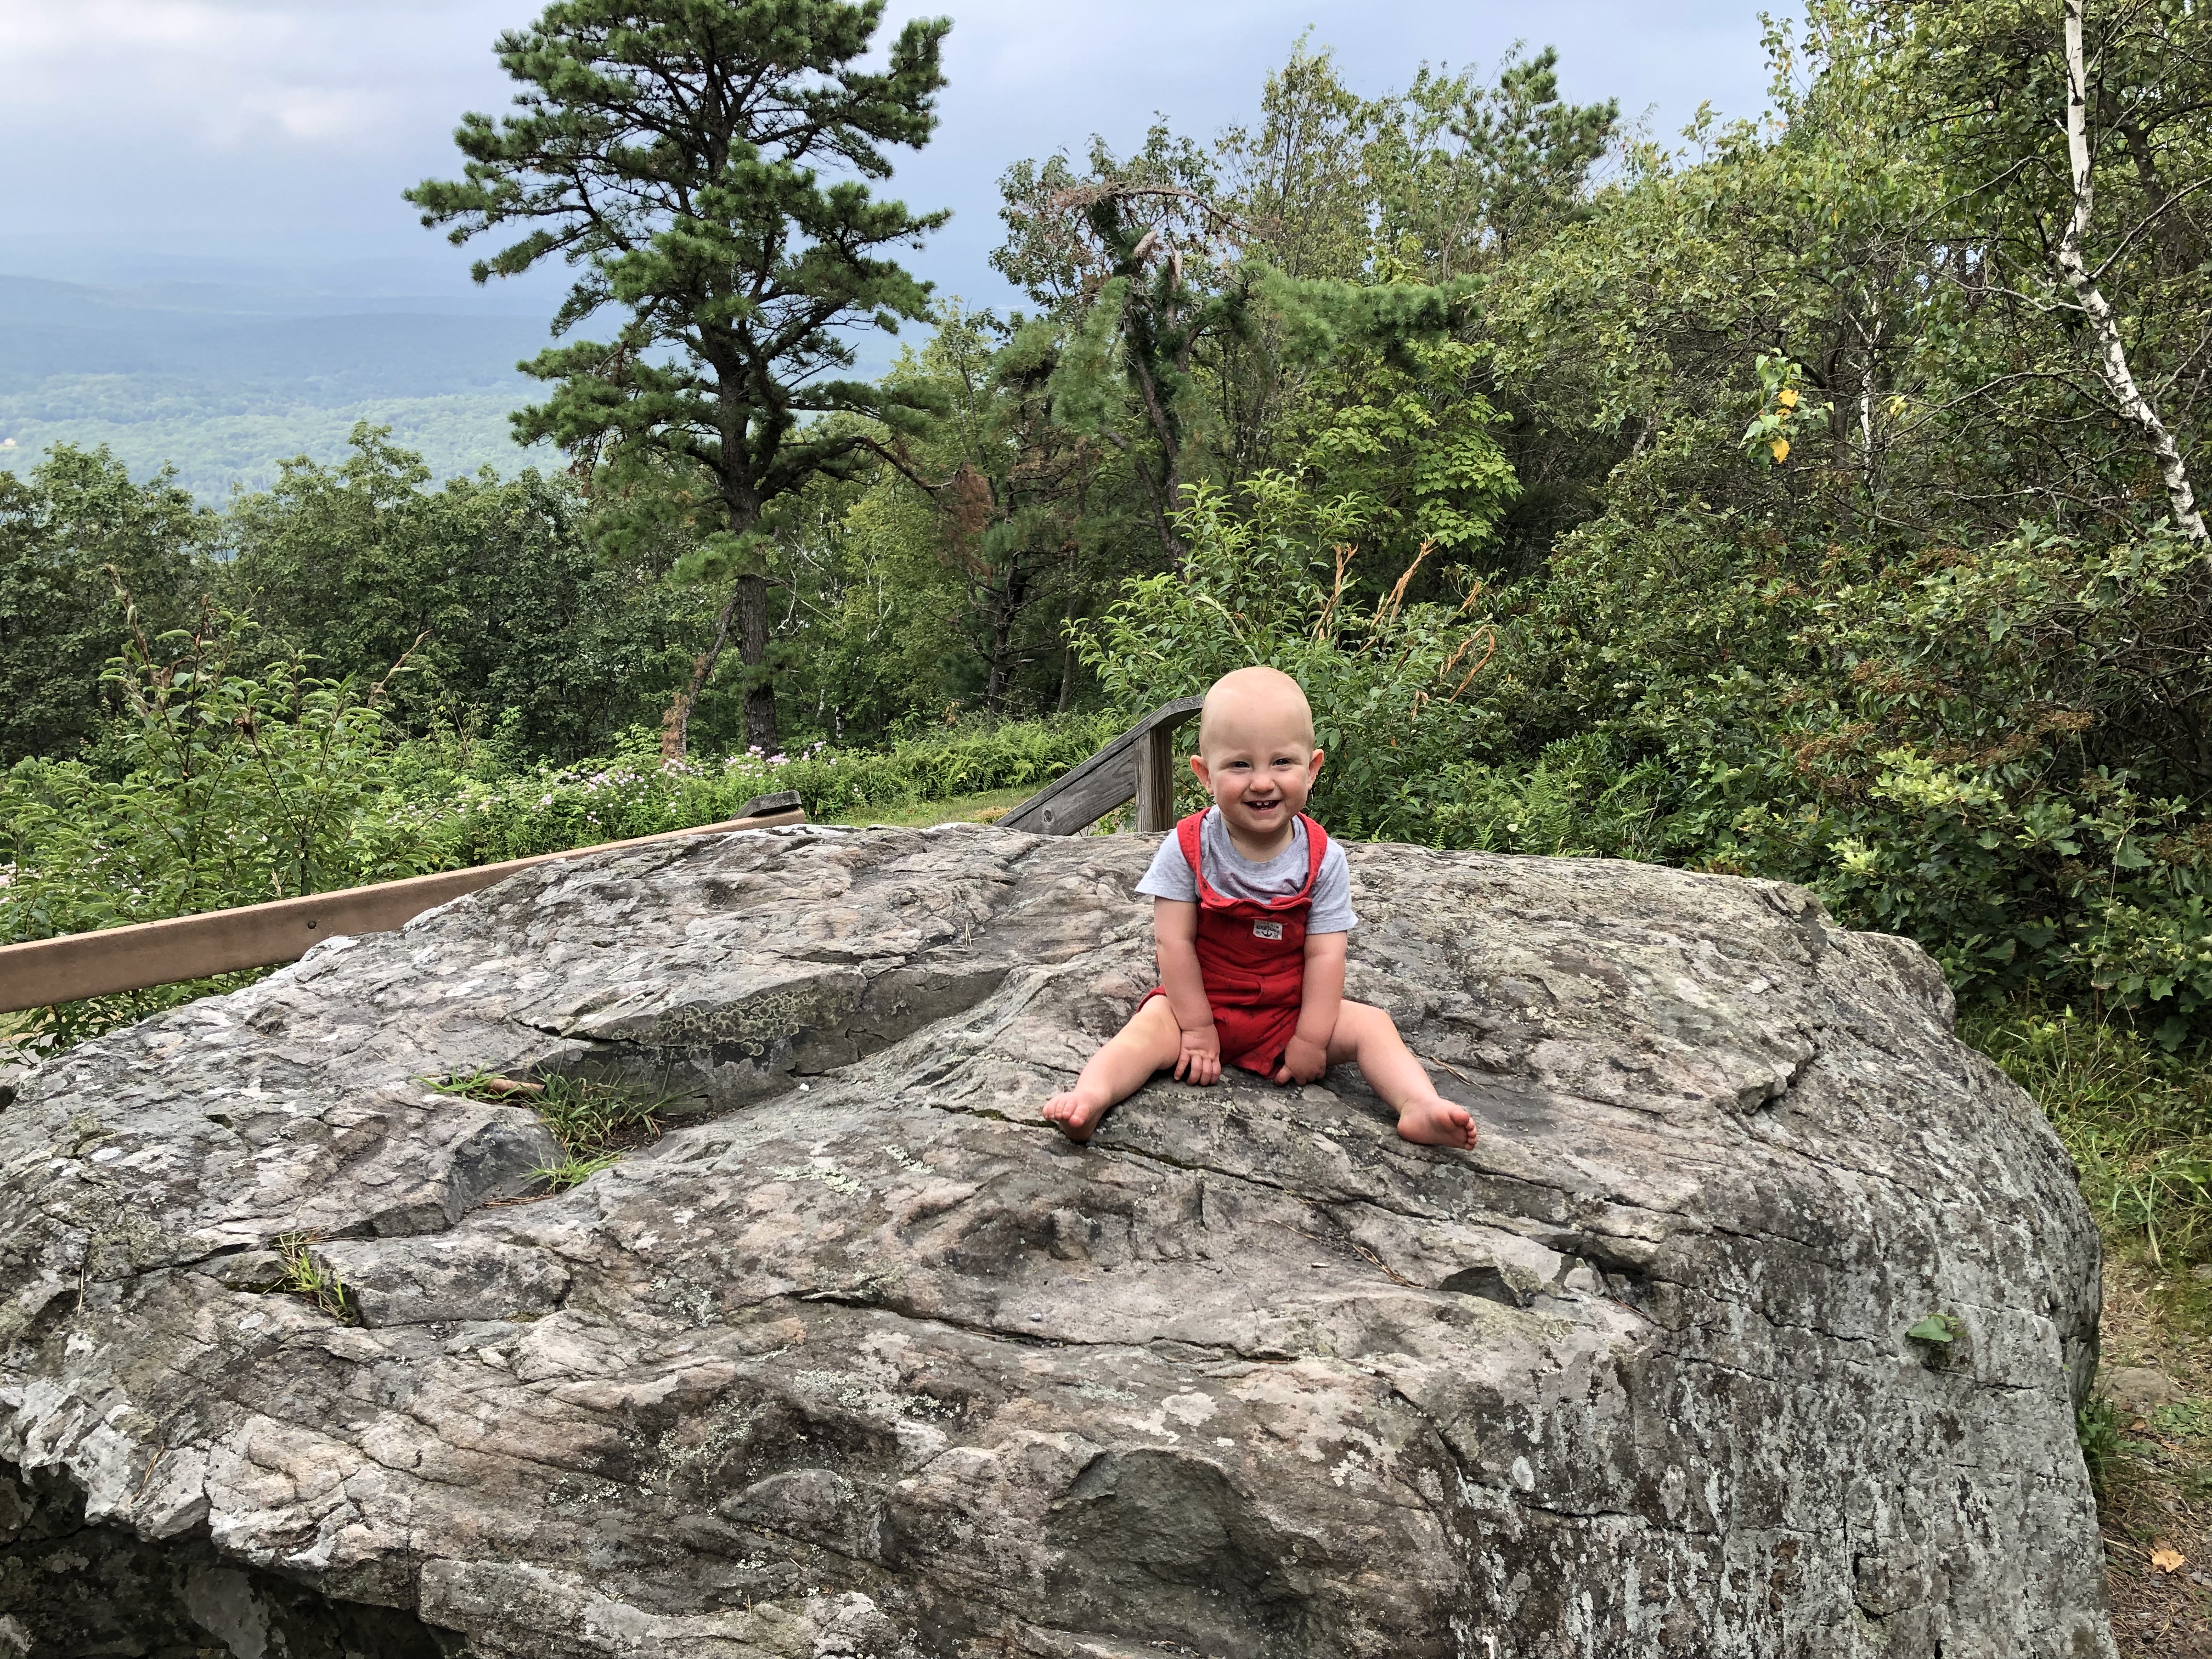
[736,571,777,753]
[2057,0,2209,547]
[1057,538,1081,713]
[661,586,742,762]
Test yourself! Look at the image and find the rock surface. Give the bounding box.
[0,825,2111,1657]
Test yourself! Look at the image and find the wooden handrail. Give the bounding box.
[0,792,806,1015]
[1000,696,1203,837]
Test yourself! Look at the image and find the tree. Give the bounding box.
[995,128,1254,565]
[1367,46,1620,282]
[869,306,1105,712]
[0,446,211,764]
[408,0,952,755]
[1863,0,2212,541]
[223,425,709,757]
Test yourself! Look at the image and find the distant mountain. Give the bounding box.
[0,273,565,499]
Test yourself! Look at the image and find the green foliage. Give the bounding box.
[1081,472,1498,840]
[2077,1395,2127,1498]
[0,609,444,1043]
[1278,330,1519,573]
[428,712,1117,865]
[409,0,956,749]
[431,1068,676,1193]
[223,424,706,757]
[274,1234,356,1324]
[0,446,213,762]
[1968,1005,2212,1268]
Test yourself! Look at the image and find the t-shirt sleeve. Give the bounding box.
[1135,831,1198,902]
[1306,843,1357,934]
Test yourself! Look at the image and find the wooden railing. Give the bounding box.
[0,697,1208,1018]
[0,792,806,1016]
[999,696,1203,837]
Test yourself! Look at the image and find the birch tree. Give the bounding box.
[2053,0,2205,544]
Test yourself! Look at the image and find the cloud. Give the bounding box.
[0,0,503,153]
[0,0,1774,291]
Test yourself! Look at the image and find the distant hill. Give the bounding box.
[0,274,563,498]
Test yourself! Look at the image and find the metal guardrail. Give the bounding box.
[999,696,1203,837]
[0,791,806,1015]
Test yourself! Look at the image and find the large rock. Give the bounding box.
[0,825,2111,1657]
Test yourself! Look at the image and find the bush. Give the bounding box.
[1083,471,2212,1034]
[1,610,447,1045]
[1,631,1119,1051]
[423,713,1120,865]
[1081,471,1500,840]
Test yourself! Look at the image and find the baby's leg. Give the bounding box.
[1043,996,1184,1143]
[1328,1001,1477,1149]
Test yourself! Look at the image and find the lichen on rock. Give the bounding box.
[0,824,2113,1656]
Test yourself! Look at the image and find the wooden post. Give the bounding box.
[999,696,1203,838]
[1135,710,1197,834]
[1132,723,1170,834]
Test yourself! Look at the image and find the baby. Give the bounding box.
[1043,665,1477,1149]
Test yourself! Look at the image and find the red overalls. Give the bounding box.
[1143,808,1329,1076]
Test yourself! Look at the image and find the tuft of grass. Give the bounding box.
[273,1232,354,1323]
[428,1069,675,1195]
[1964,1005,2212,1271]
[2079,1395,2129,1500]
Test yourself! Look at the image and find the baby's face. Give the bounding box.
[1191,701,1323,844]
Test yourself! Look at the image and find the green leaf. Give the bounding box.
[1905,1313,1958,1345]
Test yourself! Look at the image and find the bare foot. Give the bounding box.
[1396,1094,1476,1149]
[1042,1084,1115,1143]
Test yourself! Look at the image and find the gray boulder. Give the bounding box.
[0,825,2112,1657]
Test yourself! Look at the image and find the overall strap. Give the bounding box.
[1174,811,1214,902]
[1295,813,1329,895]
[1176,809,1328,911]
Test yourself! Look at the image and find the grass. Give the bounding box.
[273,1232,354,1323]
[1966,1005,2212,1648]
[1967,1006,2212,1271]
[826,785,1034,829]
[429,1069,675,1194]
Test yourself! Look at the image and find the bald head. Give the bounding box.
[1197,665,1316,758]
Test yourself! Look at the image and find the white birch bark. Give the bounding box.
[2056,0,2209,545]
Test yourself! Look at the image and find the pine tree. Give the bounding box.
[408,0,951,754]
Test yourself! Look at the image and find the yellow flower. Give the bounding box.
[1769,436,1790,464]
[1777,387,1799,410]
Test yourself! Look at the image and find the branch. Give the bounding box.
[1043,182,1255,241]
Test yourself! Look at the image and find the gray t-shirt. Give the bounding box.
[1136,808,1356,934]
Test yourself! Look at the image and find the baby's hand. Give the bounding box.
[1272,1034,1329,1086]
[1174,1024,1221,1086]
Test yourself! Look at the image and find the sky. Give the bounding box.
[0,0,1776,317]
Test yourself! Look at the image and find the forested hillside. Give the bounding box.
[0,275,556,497]
[9,0,2212,1057]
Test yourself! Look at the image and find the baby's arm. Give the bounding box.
[1275,930,1347,1085]
[1154,899,1221,1084]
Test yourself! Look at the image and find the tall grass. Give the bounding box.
[1965,1006,2212,1268]
[420,713,1119,865]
